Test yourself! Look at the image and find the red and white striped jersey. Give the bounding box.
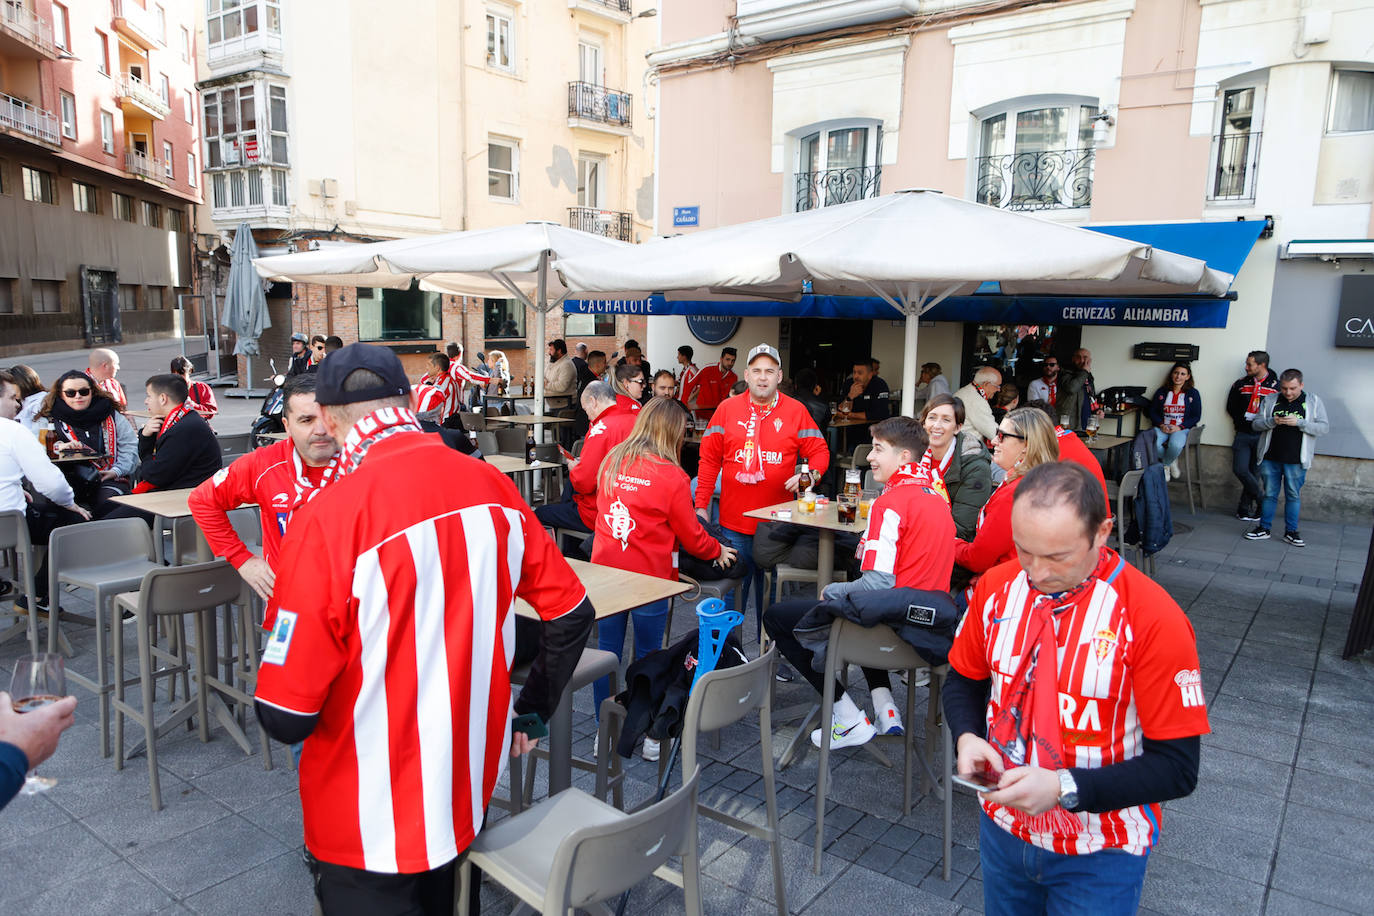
[449,361,491,399]
[255,433,587,874]
[422,372,458,420]
[949,554,1210,855]
[414,381,446,418]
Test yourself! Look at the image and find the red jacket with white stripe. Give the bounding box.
[570,402,638,527]
[592,455,721,581]
[694,392,830,535]
[830,472,954,597]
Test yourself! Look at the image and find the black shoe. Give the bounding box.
[14,596,56,616]
[1284,531,1305,547]
[774,662,795,683]
[1244,526,1271,540]
[1237,504,1260,522]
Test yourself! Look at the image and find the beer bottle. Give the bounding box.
[797,461,813,493]
[525,429,537,464]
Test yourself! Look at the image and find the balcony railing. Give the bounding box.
[0,91,58,145]
[0,2,56,56]
[580,0,631,10]
[569,207,632,241]
[1210,131,1262,202]
[112,0,163,49]
[125,149,161,181]
[117,72,170,118]
[795,165,882,212]
[568,82,632,129]
[975,147,1095,212]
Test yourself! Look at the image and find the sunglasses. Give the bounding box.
[994,428,1026,442]
[62,387,92,397]
[627,378,645,385]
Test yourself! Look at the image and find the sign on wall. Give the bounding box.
[686,315,740,345]
[1333,276,1374,348]
[672,206,699,227]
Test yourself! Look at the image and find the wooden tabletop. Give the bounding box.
[744,499,866,533]
[261,431,288,440]
[486,454,560,475]
[828,417,872,429]
[108,487,201,518]
[487,415,573,426]
[515,559,690,621]
[1082,434,1131,451]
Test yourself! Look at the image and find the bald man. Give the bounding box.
[87,348,126,410]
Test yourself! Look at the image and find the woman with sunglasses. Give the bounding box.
[953,407,1058,586]
[919,394,992,540]
[39,370,138,512]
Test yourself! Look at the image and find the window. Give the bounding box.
[181,25,191,61]
[578,41,602,87]
[207,0,281,45]
[187,153,197,187]
[58,92,77,140]
[484,297,525,339]
[95,31,110,74]
[211,173,227,208]
[0,279,13,315]
[21,167,55,204]
[184,91,193,123]
[147,286,164,310]
[488,138,517,200]
[112,192,134,221]
[1329,70,1374,134]
[143,201,162,227]
[158,74,170,104]
[229,171,244,206]
[155,5,166,42]
[72,181,100,213]
[268,85,287,163]
[974,100,1097,211]
[577,155,604,208]
[564,313,616,337]
[246,169,262,205]
[52,4,69,51]
[100,111,114,153]
[793,122,883,212]
[203,83,267,167]
[486,9,513,71]
[271,168,287,206]
[32,280,62,314]
[163,141,174,178]
[119,285,138,311]
[168,208,185,231]
[1209,84,1263,201]
[357,285,442,341]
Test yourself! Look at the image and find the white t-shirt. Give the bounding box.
[0,417,74,512]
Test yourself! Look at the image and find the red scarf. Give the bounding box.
[735,393,778,485]
[1046,379,1057,407]
[335,406,422,480]
[891,461,949,505]
[130,403,194,493]
[986,547,1122,836]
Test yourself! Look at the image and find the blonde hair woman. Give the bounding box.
[591,398,736,757]
[953,406,1059,580]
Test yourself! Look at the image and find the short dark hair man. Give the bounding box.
[324,336,344,354]
[254,344,593,913]
[131,374,221,493]
[944,462,1207,914]
[1245,368,1327,546]
[838,357,890,443]
[1226,350,1279,522]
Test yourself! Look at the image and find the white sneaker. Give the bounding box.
[900,668,931,688]
[872,696,904,737]
[810,712,876,749]
[641,737,660,762]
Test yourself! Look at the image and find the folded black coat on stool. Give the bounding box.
[792,587,960,675]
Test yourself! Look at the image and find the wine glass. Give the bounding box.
[10,653,65,794]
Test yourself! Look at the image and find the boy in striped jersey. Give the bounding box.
[943,462,1208,915]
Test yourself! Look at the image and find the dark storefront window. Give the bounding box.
[357,284,441,341]
[962,322,1080,389]
[564,312,615,337]
[484,297,525,341]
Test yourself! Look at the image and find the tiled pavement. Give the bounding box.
[1,503,1371,914]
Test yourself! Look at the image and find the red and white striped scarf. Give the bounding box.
[58,415,118,472]
[335,406,422,481]
[734,393,778,485]
[156,402,193,442]
[893,461,949,505]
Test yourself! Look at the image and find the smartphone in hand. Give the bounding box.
[952,769,1003,793]
[511,712,548,740]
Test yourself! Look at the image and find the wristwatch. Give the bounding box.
[1056,769,1080,810]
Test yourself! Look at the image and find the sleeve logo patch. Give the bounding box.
[1174,668,1205,708]
[261,610,297,666]
[212,468,229,487]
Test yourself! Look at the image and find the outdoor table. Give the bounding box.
[745,498,863,594]
[827,416,871,455]
[1083,433,1132,480]
[514,558,690,795]
[106,488,255,756]
[486,454,562,505]
[1101,407,1141,438]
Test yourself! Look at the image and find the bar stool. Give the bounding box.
[1182,423,1207,513]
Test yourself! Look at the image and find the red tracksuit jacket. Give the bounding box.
[570,402,639,528]
[592,455,721,580]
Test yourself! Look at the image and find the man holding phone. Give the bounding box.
[943,462,1209,915]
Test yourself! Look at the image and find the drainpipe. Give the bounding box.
[457,0,469,231]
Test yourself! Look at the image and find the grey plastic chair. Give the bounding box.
[111,560,251,810]
[475,431,499,456]
[1113,468,1155,576]
[47,518,162,758]
[495,427,528,456]
[458,766,703,916]
[0,510,41,653]
[815,618,952,879]
[1182,423,1207,513]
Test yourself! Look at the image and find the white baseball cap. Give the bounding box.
[747,343,781,366]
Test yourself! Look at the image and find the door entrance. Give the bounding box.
[80,266,122,345]
[781,317,873,400]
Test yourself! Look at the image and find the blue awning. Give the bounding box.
[1087,219,1266,278]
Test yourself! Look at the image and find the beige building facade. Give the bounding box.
[641,0,1374,521]
[194,0,658,381]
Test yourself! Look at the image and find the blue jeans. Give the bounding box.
[1153,427,1188,467]
[979,813,1149,916]
[720,526,764,634]
[1259,460,1306,534]
[593,598,670,713]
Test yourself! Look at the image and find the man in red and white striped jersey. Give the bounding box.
[189,374,338,603]
[86,348,126,411]
[943,462,1208,914]
[254,344,594,915]
[446,342,492,411]
[419,351,458,421]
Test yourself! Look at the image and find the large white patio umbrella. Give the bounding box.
[253,221,630,416]
[556,190,1233,416]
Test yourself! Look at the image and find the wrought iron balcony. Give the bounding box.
[0,2,57,59]
[125,149,161,181]
[975,147,1094,212]
[1210,131,1262,202]
[116,73,170,119]
[569,207,632,241]
[0,91,59,145]
[568,82,632,130]
[795,165,881,212]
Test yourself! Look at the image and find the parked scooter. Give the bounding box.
[249,359,288,448]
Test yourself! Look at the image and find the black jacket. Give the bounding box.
[793,587,960,671]
[612,628,747,756]
[1225,370,1278,434]
[136,411,222,490]
[796,390,831,430]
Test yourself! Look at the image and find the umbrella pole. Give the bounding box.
[901,310,919,418]
[534,251,548,441]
